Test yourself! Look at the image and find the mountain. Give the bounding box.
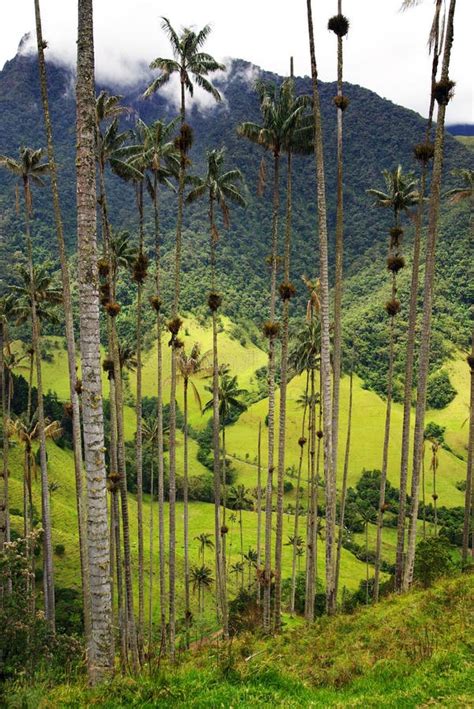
[0,49,471,395]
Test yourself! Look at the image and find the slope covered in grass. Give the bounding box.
[8,574,473,707]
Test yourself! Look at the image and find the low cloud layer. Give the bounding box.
[3,0,473,124]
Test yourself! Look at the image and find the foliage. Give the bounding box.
[426,370,457,409]
[281,572,325,616]
[413,537,456,588]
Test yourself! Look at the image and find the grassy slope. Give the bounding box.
[10,317,468,608]
[9,573,473,707]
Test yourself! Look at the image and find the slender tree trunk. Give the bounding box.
[209,198,227,636]
[374,312,395,602]
[403,0,457,590]
[135,184,145,661]
[306,0,335,614]
[148,460,154,654]
[331,0,346,481]
[305,368,317,621]
[33,0,90,638]
[0,324,9,551]
[275,145,293,631]
[462,332,474,565]
[183,378,191,648]
[290,372,309,614]
[395,173,427,589]
[76,0,113,680]
[263,151,280,634]
[256,421,262,605]
[23,181,55,629]
[152,174,167,655]
[334,364,353,600]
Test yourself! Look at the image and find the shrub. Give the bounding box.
[424,421,446,443]
[426,370,456,409]
[414,537,455,588]
[54,544,66,557]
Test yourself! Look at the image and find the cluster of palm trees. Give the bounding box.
[0,0,471,689]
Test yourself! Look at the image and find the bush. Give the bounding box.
[54,544,66,557]
[281,572,325,616]
[228,588,261,634]
[424,421,446,443]
[426,370,456,409]
[414,537,455,588]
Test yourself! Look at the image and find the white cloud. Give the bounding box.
[1,0,473,124]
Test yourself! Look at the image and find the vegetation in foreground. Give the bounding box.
[3,573,473,707]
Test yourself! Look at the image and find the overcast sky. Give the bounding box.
[1,1,472,124]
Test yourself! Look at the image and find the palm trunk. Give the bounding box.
[305,368,317,621]
[183,378,191,648]
[290,372,309,614]
[152,172,167,655]
[263,150,280,634]
[76,0,113,680]
[23,180,55,630]
[395,173,427,589]
[306,0,336,614]
[209,198,227,636]
[374,311,395,602]
[462,332,474,565]
[334,364,353,600]
[0,323,9,551]
[100,151,139,670]
[331,0,345,480]
[275,145,293,631]
[256,421,262,605]
[135,184,145,660]
[403,0,457,590]
[34,0,90,638]
[148,460,154,654]
[167,83,187,659]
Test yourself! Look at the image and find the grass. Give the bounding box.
[5,573,473,707]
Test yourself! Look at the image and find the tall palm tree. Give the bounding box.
[0,147,57,628]
[140,117,179,652]
[367,165,418,601]
[145,18,223,652]
[404,0,457,591]
[328,1,350,495]
[0,296,14,552]
[306,0,337,614]
[76,0,113,681]
[33,0,90,639]
[177,342,211,646]
[186,146,246,633]
[238,77,310,632]
[96,96,140,669]
[396,0,445,590]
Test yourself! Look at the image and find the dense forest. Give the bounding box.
[0,0,473,705]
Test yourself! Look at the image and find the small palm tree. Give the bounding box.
[444,168,474,204]
[228,484,252,586]
[190,564,214,616]
[243,548,258,588]
[194,532,215,564]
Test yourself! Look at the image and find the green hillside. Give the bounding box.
[6,573,473,707]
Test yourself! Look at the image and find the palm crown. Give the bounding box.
[144,18,225,112]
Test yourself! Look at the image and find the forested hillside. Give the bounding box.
[0,49,471,394]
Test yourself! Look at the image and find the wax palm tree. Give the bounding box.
[328,3,350,503]
[238,78,311,630]
[76,0,114,680]
[33,0,90,638]
[190,564,214,616]
[145,18,223,651]
[177,342,211,646]
[357,504,377,605]
[229,561,245,591]
[186,146,246,632]
[444,168,474,203]
[305,0,338,614]
[0,146,57,628]
[403,0,457,591]
[367,165,419,601]
[0,295,14,550]
[195,533,214,564]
